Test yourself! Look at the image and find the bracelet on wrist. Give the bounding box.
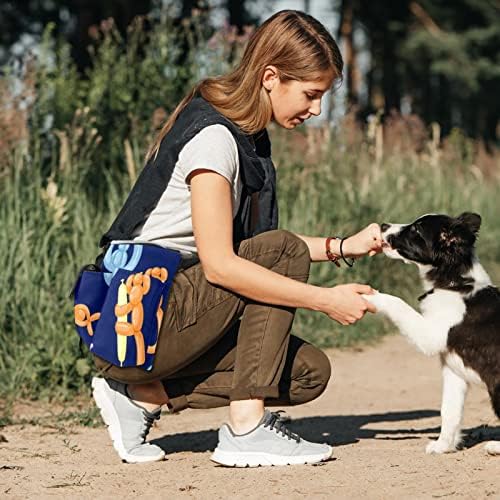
[340,237,355,267]
[325,237,341,267]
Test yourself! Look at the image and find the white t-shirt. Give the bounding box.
[133,124,242,257]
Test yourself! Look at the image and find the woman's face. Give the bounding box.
[263,69,334,129]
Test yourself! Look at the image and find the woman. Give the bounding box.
[91,9,382,466]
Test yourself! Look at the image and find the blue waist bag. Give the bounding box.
[72,243,182,371]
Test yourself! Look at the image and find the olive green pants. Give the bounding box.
[94,230,331,412]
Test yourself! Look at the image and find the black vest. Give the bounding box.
[100,97,278,252]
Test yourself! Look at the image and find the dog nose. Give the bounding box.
[381,223,391,232]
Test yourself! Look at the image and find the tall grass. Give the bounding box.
[0,12,499,401]
[275,123,500,346]
[0,135,124,400]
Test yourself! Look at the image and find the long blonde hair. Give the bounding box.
[146,10,343,161]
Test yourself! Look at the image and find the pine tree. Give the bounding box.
[400,0,500,143]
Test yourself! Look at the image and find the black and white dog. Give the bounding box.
[363,212,499,455]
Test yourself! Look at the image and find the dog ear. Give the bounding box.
[456,212,481,235]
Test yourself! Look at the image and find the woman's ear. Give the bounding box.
[262,65,279,92]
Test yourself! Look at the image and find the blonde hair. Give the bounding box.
[146,10,343,161]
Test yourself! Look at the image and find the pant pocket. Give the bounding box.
[172,271,198,331]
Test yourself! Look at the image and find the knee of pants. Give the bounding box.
[293,344,332,404]
[260,229,311,280]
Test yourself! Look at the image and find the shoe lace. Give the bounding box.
[141,410,161,441]
[264,411,300,443]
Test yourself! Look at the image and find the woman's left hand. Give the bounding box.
[343,223,383,258]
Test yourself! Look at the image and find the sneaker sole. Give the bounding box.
[210,447,333,467]
[91,377,165,464]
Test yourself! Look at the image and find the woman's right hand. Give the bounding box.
[318,284,377,325]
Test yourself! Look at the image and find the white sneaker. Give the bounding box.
[211,410,333,467]
[92,377,165,463]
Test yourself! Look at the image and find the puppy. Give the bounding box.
[363,212,499,455]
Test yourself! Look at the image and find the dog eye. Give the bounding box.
[411,224,422,236]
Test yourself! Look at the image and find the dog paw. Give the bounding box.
[452,432,463,450]
[362,291,386,312]
[425,440,457,455]
[484,441,500,455]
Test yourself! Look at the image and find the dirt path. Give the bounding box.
[1,335,499,499]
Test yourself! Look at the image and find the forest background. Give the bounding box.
[0,0,498,403]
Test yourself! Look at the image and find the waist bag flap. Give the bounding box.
[73,243,182,371]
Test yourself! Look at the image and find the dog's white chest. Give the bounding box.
[420,290,466,333]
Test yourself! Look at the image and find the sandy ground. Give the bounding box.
[0,335,499,500]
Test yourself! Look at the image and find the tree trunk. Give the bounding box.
[338,0,360,106]
[436,75,451,136]
[226,0,250,34]
[181,0,203,18]
[71,0,151,72]
[382,30,401,113]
